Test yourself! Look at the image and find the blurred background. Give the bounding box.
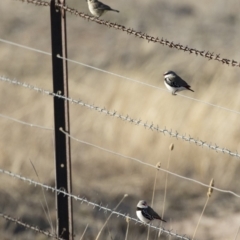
[0,0,240,239]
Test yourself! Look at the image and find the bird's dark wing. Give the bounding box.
[178,78,191,88]
[165,77,179,88]
[97,2,112,10]
[178,78,194,91]
[148,207,167,222]
[141,208,155,221]
[165,77,191,88]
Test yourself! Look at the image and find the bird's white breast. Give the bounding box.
[164,80,186,93]
[88,2,104,17]
[136,210,149,223]
[164,81,175,92]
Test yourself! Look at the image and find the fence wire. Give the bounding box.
[0,113,53,130]
[0,212,64,240]
[0,111,239,198]
[1,37,240,117]
[0,75,239,160]
[1,2,238,240]
[0,168,192,240]
[16,0,240,68]
[59,128,240,199]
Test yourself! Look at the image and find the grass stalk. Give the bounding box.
[192,178,214,240]
[80,224,89,240]
[30,160,54,234]
[159,143,174,238]
[125,215,130,240]
[95,194,128,240]
[147,162,161,240]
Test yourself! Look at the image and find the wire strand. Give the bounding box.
[57,55,240,116]
[0,38,51,56]
[16,0,240,68]
[0,212,62,240]
[0,75,239,159]
[0,168,192,240]
[59,128,240,199]
[1,38,240,116]
[0,109,238,199]
[0,113,53,131]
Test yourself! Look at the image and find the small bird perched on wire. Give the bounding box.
[163,70,194,95]
[136,200,167,224]
[86,0,119,17]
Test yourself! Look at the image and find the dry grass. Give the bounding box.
[0,0,240,239]
[192,179,214,240]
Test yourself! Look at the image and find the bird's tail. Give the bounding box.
[111,9,119,12]
[161,218,167,223]
[156,216,167,222]
[187,87,194,92]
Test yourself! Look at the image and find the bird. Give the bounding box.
[163,70,194,95]
[86,0,119,17]
[136,200,167,224]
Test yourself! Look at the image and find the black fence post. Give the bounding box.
[50,0,73,239]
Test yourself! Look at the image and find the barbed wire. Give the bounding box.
[0,212,64,240]
[1,38,240,117]
[0,168,192,240]
[59,128,240,199]
[17,0,240,68]
[57,55,240,116]
[0,109,239,198]
[1,3,237,239]
[0,75,239,160]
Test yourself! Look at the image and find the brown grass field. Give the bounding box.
[1,0,240,239]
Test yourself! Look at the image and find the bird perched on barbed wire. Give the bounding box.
[163,70,194,95]
[136,200,167,224]
[86,0,119,17]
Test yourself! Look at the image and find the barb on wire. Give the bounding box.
[17,0,240,68]
[0,212,64,240]
[19,0,50,7]
[0,110,238,199]
[59,128,240,199]
[0,169,191,240]
[0,75,239,160]
[1,37,239,116]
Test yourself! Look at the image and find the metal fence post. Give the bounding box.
[50,0,73,239]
